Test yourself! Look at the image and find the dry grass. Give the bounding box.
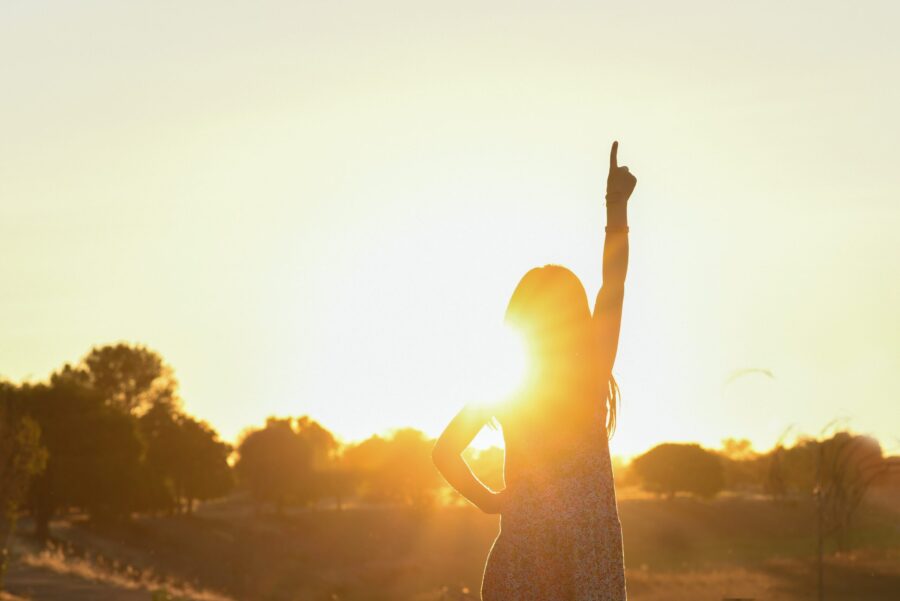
[629,551,900,601]
[627,566,780,600]
[4,494,898,600]
[16,543,233,601]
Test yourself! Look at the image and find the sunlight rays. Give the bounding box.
[469,323,530,411]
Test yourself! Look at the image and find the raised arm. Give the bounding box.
[432,404,505,514]
[593,141,637,374]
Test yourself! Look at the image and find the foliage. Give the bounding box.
[763,432,888,498]
[717,438,765,492]
[342,428,442,506]
[140,403,233,514]
[234,418,315,512]
[0,384,48,513]
[632,443,725,499]
[294,415,338,469]
[25,373,144,537]
[76,343,177,415]
[814,433,887,548]
[0,383,48,590]
[15,343,233,537]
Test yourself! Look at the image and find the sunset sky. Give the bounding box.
[2,1,898,457]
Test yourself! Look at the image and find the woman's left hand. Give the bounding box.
[481,489,511,515]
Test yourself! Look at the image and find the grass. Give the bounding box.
[4,491,899,600]
[18,546,231,601]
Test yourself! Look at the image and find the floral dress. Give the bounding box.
[481,401,627,600]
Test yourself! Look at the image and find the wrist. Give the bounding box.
[478,490,502,514]
[606,201,628,228]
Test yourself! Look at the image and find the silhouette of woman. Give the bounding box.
[433,141,636,600]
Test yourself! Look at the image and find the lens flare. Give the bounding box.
[471,324,529,407]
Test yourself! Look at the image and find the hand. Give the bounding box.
[606,141,637,204]
[480,489,510,515]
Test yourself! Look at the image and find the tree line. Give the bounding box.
[0,343,443,588]
[1,342,896,589]
[235,419,442,513]
[627,433,894,506]
[1,345,232,546]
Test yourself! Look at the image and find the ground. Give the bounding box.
[3,491,899,600]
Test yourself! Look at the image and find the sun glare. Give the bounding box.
[471,324,530,408]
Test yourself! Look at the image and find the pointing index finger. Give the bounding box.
[610,141,618,170]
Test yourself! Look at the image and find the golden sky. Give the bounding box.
[2,1,898,457]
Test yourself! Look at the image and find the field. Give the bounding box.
[5,491,899,601]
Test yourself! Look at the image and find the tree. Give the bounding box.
[232,416,342,511]
[0,383,47,590]
[25,372,143,538]
[343,428,442,506]
[295,416,338,470]
[140,403,233,514]
[139,402,185,514]
[77,343,177,415]
[234,418,313,514]
[8,345,231,541]
[814,432,888,550]
[718,438,763,492]
[177,416,233,512]
[631,443,725,499]
[293,416,341,505]
[720,438,755,461]
[382,428,442,506]
[317,463,358,511]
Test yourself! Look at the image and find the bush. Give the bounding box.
[632,443,724,499]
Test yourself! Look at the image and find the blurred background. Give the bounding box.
[1,1,898,600]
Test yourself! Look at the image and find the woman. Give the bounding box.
[432,141,636,600]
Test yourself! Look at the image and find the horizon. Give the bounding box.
[2,341,897,462]
[2,1,899,459]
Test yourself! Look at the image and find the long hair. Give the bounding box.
[605,373,620,439]
[504,265,619,439]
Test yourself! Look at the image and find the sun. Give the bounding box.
[470,323,530,408]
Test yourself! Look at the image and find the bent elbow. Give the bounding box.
[432,441,458,473]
